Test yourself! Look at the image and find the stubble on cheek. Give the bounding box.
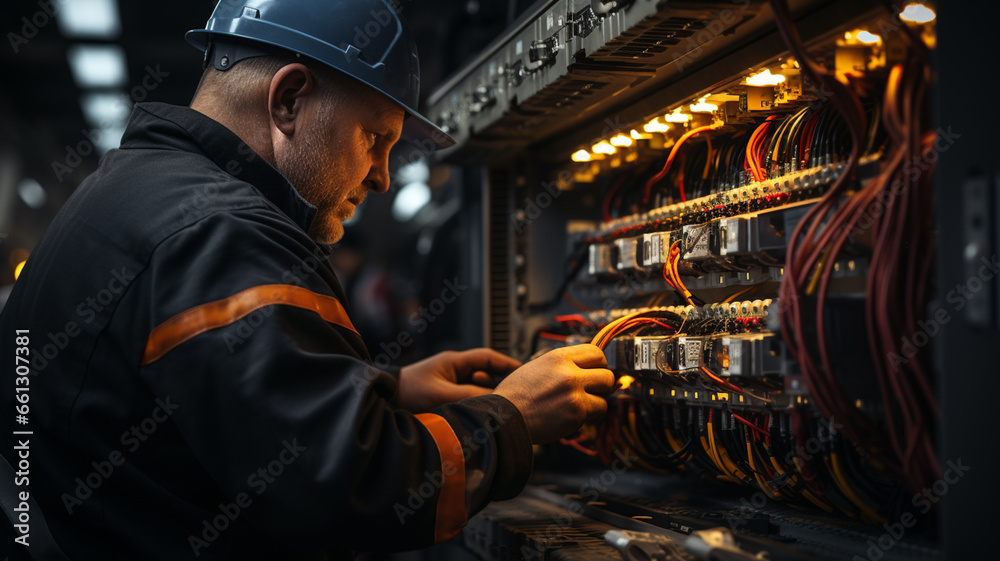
[276,138,348,243]
[300,178,349,244]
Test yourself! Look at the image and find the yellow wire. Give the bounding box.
[627,409,653,458]
[618,423,667,473]
[706,420,745,484]
[806,244,835,295]
[723,285,756,304]
[768,119,792,164]
[717,439,750,483]
[668,242,696,306]
[676,311,689,334]
[701,431,726,475]
[770,105,810,164]
[829,453,887,524]
[801,488,836,513]
[663,429,689,468]
[747,442,782,500]
[793,456,853,516]
[766,454,835,513]
[699,435,734,482]
[702,135,715,180]
[592,310,650,347]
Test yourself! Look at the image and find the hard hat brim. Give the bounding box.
[401,109,456,150]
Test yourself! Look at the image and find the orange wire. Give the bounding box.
[665,241,695,306]
[539,332,569,342]
[699,366,773,403]
[560,437,599,456]
[700,366,743,393]
[643,124,720,204]
[595,317,678,349]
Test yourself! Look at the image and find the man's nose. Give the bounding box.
[365,155,391,194]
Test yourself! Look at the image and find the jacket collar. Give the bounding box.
[119,102,317,232]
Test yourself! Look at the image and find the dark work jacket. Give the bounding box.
[0,102,532,560]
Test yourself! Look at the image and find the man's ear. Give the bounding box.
[267,62,316,137]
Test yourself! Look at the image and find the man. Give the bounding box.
[0,1,613,560]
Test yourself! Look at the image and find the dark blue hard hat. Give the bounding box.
[186,0,454,149]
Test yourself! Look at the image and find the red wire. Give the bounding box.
[754,117,779,180]
[554,314,592,325]
[643,125,718,204]
[733,413,769,440]
[677,152,686,201]
[662,263,677,289]
[770,1,940,489]
[751,126,766,181]
[602,174,629,222]
[771,0,875,480]
[538,332,569,342]
[745,117,776,182]
[699,366,745,394]
[799,109,823,167]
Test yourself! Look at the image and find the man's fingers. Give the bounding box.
[454,348,522,378]
[558,344,608,369]
[470,371,498,388]
[582,368,615,395]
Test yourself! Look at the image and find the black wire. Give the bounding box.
[829,113,849,162]
[650,405,696,465]
[724,419,769,482]
[717,420,753,480]
[634,403,683,461]
[809,106,830,167]
[690,407,724,477]
[731,137,748,187]
[617,162,656,214]
[836,434,892,503]
[786,108,813,168]
[732,133,749,183]
[763,114,790,175]
[773,113,796,170]
[711,135,729,192]
[689,147,710,199]
[825,111,848,162]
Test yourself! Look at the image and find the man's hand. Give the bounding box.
[397,348,522,413]
[493,344,614,445]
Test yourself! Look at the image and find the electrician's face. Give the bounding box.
[277,80,404,244]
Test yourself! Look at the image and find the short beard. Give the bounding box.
[274,103,344,244]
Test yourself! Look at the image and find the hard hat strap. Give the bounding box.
[205,37,293,72]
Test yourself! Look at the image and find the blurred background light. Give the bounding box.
[57,0,121,38]
[392,182,431,222]
[396,160,430,185]
[93,123,127,154]
[80,91,131,128]
[17,178,48,209]
[67,44,128,88]
[900,3,936,24]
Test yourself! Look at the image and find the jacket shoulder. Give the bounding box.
[63,147,293,255]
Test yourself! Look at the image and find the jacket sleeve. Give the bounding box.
[135,209,533,551]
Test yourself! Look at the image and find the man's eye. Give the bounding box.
[366,131,379,148]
